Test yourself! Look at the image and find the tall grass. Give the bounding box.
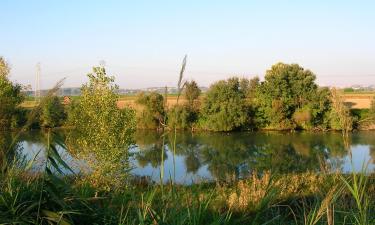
[340,163,372,225]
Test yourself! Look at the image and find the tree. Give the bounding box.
[136,92,165,129]
[184,80,201,109]
[0,57,24,130]
[39,96,66,128]
[67,66,136,189]
[255,63,330,130]
[201,77,250,131]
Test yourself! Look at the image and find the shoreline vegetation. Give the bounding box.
[2,59,375,133]
[1,56,375,224]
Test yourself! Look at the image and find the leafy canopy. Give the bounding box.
[256,63,330,129]
[202,77,250,131]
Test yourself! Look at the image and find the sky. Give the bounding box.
[1,0,375,89]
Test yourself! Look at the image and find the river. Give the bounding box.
[2,130,374,184]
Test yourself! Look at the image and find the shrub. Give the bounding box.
[136,92,165,129]
[293,107,312,129]
[168,104,197,129]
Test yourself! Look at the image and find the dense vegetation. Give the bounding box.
[0,57,25,130]
[134,63,374,132]
[136,91,166,129]
[2,56,375,132]
[0,55,374,224]
[1,130,374,224]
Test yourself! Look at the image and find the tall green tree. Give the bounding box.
[201,77,250,131]
[67,66,135,189]
[0,57,24,130]
[256,63,330,130]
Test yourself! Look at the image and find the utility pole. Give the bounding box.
[35,62,41,102]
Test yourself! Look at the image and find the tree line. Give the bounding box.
[137,63,375,132]
[1,56,375,132]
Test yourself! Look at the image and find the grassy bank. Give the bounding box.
[1,165,374,224]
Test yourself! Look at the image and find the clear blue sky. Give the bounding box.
[1,0,374,89]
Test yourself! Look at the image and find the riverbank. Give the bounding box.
[1,167,374,224]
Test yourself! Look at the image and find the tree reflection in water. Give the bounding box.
[3,130,375,184]
[133,131,375,182]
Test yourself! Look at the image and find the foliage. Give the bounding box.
[201,77,251,131]
[67,66,136,189]
[167,79,201,130]
[329,88,353,134]
[136,92,166,129]
[39,96,66,128]
[240,76,260,100]
[184,80,201,109]
[255,63,331,130]
[0,57,25,130]
[0,57,10,77]
[167,105,192,129]
[343,87,355,93]
[1,161,374,224]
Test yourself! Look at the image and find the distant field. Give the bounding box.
[342,93,374,109]
[20,95,189,109]
[21,92,375,109]
[117,96,188,109]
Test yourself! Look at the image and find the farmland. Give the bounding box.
[21,92,375,109]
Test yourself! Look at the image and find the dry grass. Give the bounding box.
[342,94,374,109]
[227,171,330,211]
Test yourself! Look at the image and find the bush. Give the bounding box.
[168,105,197,130]
[293,107,312,129]
[136,92,165,129]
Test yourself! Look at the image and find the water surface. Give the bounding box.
[2,130,374,184]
